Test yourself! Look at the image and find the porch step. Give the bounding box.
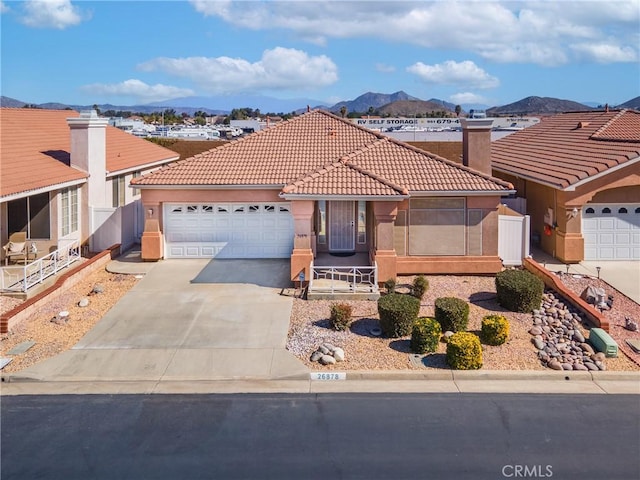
[307,290,380,301]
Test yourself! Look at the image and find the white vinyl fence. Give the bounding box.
[498,214,531,266]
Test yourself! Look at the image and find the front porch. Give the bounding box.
[307,252,380,300]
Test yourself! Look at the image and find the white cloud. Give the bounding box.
[138,47,338,94]
[571,43,638,63]
[407,60,499,89]
[20,0,85,29]
[375,63,396,73]
[1,2,10,14]
[81,79,195,103]
[449,92,490,105]
[189,1,639,67]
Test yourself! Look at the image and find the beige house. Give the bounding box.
[492,109,640,262]
[134,110,515,285]
[0,108,179,261]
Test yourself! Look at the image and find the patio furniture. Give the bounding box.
[2,233,36,265]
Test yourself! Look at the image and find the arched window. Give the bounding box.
[602,207,611,214]
[585,207,595,214]
[636,207,640,214]
[618,208,628,214]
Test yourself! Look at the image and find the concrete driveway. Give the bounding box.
[12,259,309,383]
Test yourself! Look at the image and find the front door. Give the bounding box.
[329,201,355,251]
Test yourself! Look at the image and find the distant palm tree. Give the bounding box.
[340,106,347,118]
[455,105,461,117]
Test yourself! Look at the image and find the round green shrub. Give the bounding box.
[384,278,396,294]
[434,297,469,332]
[480,314,510,345]
[411,275,429,300]
[495,269,544,313]
[377,293,420,338]
[410,317,441,354]
[446,332,483,370]
[329,303,352,331]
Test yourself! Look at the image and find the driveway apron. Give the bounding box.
[12,259,309,382]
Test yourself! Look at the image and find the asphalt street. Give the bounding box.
[2,393,639,480]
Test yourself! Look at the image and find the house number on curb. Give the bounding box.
[310,372,347,381]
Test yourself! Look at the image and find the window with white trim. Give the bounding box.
[61,187,78,237]
[112,175,126,207]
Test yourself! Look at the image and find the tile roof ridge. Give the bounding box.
[381,135,514,189]
[340,156,409,195]
[591,109,640,142]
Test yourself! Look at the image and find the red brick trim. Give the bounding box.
[523,257,608,332]
[0,244,121,334]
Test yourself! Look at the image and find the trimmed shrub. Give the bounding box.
[329,303,352,331]
[377,293,420,338]
[410,317,441,354]
[495,269,544,313]
[480,314,510,346]
[446,332,483,370]
[384,278,397,294]
[434,297,469,332]
[411,275,429,300]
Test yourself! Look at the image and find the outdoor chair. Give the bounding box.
[2,232,36,265]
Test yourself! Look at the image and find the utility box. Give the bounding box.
[589,328,618,357]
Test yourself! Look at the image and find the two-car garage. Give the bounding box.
[163,203,294,259]
[583,204,640,260]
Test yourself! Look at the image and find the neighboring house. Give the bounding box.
[133,110,514,284]
[0,108,179,260]
[491,109,640,262]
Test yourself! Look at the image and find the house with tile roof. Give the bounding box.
[132,110,515,285]
[491,109,640,263]
[0,108,179,262]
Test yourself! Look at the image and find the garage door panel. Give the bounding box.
[583,203,640,260]
[165,203,293,259]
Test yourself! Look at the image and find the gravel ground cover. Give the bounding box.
[287,275,640,371]
[2,268,638,375]
[0,269,140,373]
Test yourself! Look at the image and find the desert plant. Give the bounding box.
[329,303,353,331]
[495,269,544,313]
[480,314,510,346]
[377,293,420,338]
[434,297,469,332]
[410,275,429,299]
[410,317,441,354]
[446,332,483,370]
[384,278,397,294]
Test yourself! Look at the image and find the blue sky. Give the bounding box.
[1,0,639,108]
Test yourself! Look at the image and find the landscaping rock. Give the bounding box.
[548,359,563,370]
[579,343,595,355]
[320,355,336,365]
[333,347,345,362]
[91,284,105,295]
[318,345,330,355]
[624,317,638,332]
[78,298,90,308]
[310,351,323,362]
[529,326,543,336]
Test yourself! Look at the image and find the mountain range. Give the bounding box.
[1,92,638,116]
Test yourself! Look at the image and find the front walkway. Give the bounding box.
[9,256,308,383]
[528,247,640,304]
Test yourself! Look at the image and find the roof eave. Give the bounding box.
[0,178,87,202]
[130,183,285,190]
[562,155,640,192]
[409,189,516,197]
[107,155,180,177]
[279,193,409,201]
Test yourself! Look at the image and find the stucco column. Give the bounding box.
[372,201,398,284]
[141,218,163,261]
[556,206,584,263]
[290,200,314,284]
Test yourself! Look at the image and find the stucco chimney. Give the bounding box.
[67,110,109,206]
[460,118,494,176]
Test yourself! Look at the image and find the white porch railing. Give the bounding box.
[309,261,379,294]
[1,239,81,293]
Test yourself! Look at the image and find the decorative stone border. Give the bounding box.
[523,257,609,332]
[1,245,121,334]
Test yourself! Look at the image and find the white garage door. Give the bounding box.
[583,204,640,260]
[164,203,294,259]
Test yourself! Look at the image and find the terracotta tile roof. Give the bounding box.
[134,110,512,196]
[106,126,178,174]
[1,108,179,198]
[491,109,640,190]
